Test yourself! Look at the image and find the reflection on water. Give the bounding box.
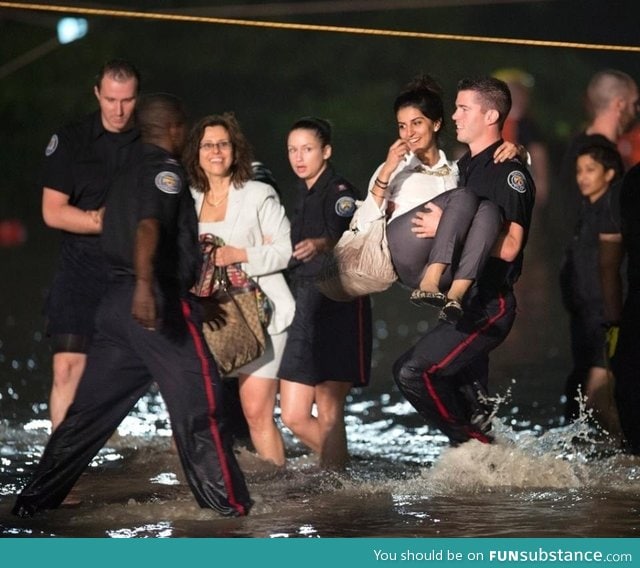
[1,224,639,537]
[1,389,639,538]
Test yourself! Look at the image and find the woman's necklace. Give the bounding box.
[205,190,229,207]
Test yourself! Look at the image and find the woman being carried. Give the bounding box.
[358,75,523,322]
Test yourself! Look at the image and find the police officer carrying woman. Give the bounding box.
[278,117,373,470]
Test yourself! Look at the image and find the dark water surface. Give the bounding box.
[1,222,639,538]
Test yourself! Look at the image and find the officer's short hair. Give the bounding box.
[95,58,141,93]
[137,93,186,143]
[457,77,512,129]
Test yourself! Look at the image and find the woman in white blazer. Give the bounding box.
[183,113,295,467]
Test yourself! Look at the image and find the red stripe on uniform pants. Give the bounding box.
[420,294,508,443]
[181,299,246,516]
[423,371,491,444]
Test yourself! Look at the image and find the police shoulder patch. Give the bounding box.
[335,195,356,217]
[155,171,181,194]
[507,170,527,194]
[45,134,58,157]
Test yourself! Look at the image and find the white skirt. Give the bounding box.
[227,329,288,379]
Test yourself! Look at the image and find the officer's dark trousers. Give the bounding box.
[393,287,516,445]
[612,290,640,454]
[387,188,502,290]
[13,282,251,517]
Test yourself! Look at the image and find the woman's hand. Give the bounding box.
[493,141,526,163]
[380,138,410,179]
[214,245,248,266]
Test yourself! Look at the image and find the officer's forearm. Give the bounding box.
[134,218,160,283]
[491,221,524,262]
[43,203,102,234]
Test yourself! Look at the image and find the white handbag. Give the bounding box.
[316,204,397,301]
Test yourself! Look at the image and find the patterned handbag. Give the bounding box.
[194,234,271,375]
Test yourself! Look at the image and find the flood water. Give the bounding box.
[1,219,639,538]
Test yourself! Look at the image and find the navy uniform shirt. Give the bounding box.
[41,111,140,241]
[288,164,359,279]
[102,143,199,293]
[457,140,536,289]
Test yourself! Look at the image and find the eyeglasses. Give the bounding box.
[199,141,232,152]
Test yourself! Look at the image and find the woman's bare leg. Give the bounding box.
[238,374,285,466]
[314,381,352,470]
[279,379,322,453]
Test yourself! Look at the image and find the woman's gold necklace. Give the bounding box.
[205,191,229,207]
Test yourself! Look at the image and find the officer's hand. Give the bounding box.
[293,238,330,262]
[87,208,104,232]
[201,297,227,330]
[605,323,620,360]
[411,203,442,238]
[132,280,157,331]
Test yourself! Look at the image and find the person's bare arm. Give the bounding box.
[492,221,524,262]
[599,234,624,324]
[42,187,103,233]
[369,139,410,207]
[132,218,159,330]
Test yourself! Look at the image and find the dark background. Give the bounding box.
[1,0,638,422]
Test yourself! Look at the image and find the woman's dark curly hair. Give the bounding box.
[183,112,254,191]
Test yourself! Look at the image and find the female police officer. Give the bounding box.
[278,117,372,470]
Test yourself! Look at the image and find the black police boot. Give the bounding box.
[459,380,493,436]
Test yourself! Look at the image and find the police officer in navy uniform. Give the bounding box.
[13,94,252,518]
[394,77,535,445]
[278,117,372,470]
[42,59,141,431]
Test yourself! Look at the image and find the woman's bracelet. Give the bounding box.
[374,177,389,190]
[369,188,387,199]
